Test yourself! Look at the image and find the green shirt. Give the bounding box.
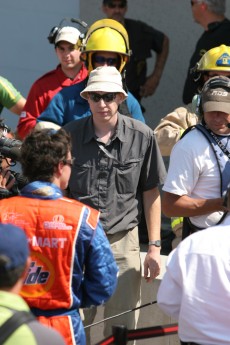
[0,76,22,114]
[0,291,65,345]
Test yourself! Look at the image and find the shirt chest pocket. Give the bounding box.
[70,162,93,196]
[115,157,144,194]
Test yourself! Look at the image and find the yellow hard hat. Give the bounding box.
[196,45,230,72]
[77,19,131,73]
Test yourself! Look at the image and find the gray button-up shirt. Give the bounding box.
[64,114,166,234]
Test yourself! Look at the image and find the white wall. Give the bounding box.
[80,0,230,129]
[1,1,80,130]
[2,1,230,132]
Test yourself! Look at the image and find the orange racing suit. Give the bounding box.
[0,181,118,345]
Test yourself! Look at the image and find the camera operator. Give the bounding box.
[0,120,26,199]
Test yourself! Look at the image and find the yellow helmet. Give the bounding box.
[77,19,131,73]
[196,45,230,72]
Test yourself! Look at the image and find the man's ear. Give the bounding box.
[56,161,64,177]
[201,2,207,11]
[117,93,126,104]
[101,5,107,14]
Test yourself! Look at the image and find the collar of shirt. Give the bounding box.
[56,63,88,87]
[83,113,129,144]
[208,18,226,32]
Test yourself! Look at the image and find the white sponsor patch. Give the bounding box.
[20,111,27,118]
[30,236,67,248]
[43,215,73,230]
[211,90,228,97]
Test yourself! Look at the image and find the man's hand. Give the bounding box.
[144,246,161,283]
[0,168,15,190]
[140,74,159,98]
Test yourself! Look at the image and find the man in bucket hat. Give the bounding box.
[0,223,65,345]
[162,75,230,238]
[64,66,166,342]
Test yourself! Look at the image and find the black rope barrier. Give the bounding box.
[95,323,178,345]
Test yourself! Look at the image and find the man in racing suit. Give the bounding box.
[0,128,118,345]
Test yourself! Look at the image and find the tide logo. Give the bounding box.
[24,261,50,285]
[21,252,55,298]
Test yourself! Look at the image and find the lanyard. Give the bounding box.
[204,124,230,159]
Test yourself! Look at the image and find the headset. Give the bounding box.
[192,76,230,116]
[47,17,88,44]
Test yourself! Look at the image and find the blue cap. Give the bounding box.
[0,223,29,270]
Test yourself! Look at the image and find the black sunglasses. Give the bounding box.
[88,92,117,103]
[62,157,75,167]
[107,2,126,8]
[93,55,118,66]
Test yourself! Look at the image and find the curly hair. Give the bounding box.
[20,128,72,182]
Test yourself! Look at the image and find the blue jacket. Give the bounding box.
[37,80,145,126]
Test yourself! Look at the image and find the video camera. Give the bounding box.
[0,120,28,199]
[0,136,22,162]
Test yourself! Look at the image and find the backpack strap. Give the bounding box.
[0,311,35,344]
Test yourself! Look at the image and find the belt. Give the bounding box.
[181,342,202,345]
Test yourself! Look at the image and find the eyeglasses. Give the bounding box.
[88,92,117,103]
[93,55,118,66]
[62,157,75,167]
[107,2,126,9]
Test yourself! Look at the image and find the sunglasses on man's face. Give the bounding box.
[107,2,126,9]
[93,55,118,66]
[88,92,117,103]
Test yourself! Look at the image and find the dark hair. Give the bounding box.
[0,255,25,288]
[20,128,72,182]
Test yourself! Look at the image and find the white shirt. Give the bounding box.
[163,129,227,228]
[157,220,230,344]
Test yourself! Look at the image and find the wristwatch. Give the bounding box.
[148,240,161,247]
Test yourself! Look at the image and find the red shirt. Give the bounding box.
[17,64,88,139]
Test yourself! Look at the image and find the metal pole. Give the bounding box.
[112,325,127,345]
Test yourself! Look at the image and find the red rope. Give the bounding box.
[95,323,178,344]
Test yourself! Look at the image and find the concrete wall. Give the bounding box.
[80,0,230,130]
[1,1,80,130]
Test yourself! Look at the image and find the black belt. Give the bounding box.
[180,341,201,345]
